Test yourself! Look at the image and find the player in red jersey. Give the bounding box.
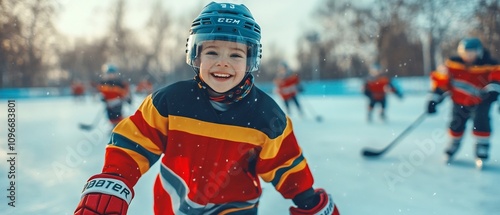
[71,79,86,102]
[362,64,403,122]
[96,64,131,127]
[274,61,304,116]
[427,37,500,166]
[135,78,154,95]
[74,2,340,215]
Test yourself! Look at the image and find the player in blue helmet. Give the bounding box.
[95,63,131,127]
[75,2,340,215]
[427,37,500,168]
[457,37,484,63]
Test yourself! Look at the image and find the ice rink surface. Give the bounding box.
[1,92,499,215]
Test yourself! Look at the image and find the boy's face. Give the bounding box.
[277,64,287,75]
[369,68,380,77]
[199,40,248,93]
[459,50,478,64]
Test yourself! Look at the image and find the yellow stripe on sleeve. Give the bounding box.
[258,150,303,183]
[274,160,307,190]
[138,95,168,137]
[114,118,163,156]
[218,205,256,215]
[259,117,294,159]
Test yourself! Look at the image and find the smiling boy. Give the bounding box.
[74,2,340,215]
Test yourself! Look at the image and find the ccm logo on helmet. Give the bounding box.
[217,18,240,24]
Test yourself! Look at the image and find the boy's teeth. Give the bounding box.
[213,73,230,77]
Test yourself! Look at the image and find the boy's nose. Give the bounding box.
[216,57,230,67]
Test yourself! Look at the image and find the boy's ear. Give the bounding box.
[194,57,201,67]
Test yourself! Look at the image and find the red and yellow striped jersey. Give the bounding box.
[431,56,500,106]
[102,80,314,214]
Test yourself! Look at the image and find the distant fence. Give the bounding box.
[0,76,430,99]
[0,87,72,99]
[257,76,430,96]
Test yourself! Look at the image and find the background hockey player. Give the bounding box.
[97,64,131,127]
[135,77,154,95]
[362,63,403,122]
[70,79,86,102]
[426,37,500,167]
[274,61,304,116]
[74,2,340,215]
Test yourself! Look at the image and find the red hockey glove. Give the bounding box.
[290,188,340,215]
[74,173,134,215]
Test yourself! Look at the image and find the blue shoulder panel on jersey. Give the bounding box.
[109,132,161,167]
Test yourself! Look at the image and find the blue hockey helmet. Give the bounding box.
[279,61,290,70]
[368,63,382,76]
[186,2,262,73]
[370,63,381,71]
[457,37,483,57]
[102,64,118,74]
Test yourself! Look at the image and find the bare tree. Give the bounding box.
[407,0,477,75]
[104,0,146,83]
[0,1,24,87]
[308,0,420,78]
[138,0,171,84]
[472,0,500,59]
[0,0,59,87]
[58,38,108,84]
[305,0,488,79]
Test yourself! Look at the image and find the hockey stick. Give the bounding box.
[362,112,427,157]
[300,97,323,122]
[79,108,104,131]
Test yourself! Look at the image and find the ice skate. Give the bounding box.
[475,158,484,170]
[444,141,461,164]
[380,111,386,122]
[475,143,489,170]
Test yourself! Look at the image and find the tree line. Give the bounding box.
[292,0,500,80]
[0,0,499,88]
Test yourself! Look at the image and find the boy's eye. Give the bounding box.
[230,53,244,58]
[205,51,217,55]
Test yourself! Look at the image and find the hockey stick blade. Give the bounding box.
[78,108,105,131]
[361,112,427,158]
[361,148,386,157]
[79,123,94,131]
[315,115,323,122]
